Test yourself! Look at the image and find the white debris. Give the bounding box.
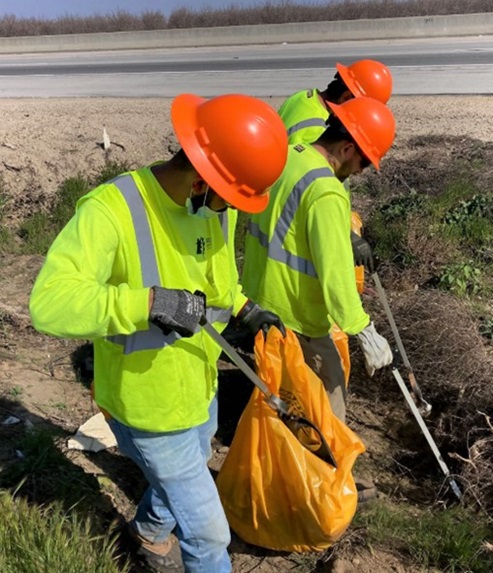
[3,415,21,425]
[103,127,111,151]
[67,412,117,453]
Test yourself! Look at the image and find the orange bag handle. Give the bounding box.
[283,413,338,468]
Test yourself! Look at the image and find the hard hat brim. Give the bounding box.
[336,62,365,99]
[171,93,270,214]
[329,100,380,170]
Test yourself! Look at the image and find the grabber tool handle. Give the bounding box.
[199,315,290,417]
[372,272,432,415]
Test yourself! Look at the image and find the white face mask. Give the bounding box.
[186,186,222,219]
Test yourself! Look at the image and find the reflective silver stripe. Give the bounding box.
[115,175,160,286]
[106,174,232,354]
[287,117,327,136]
[249,167,334,278]
[218,211,228,244]
[248,221,268,248]
[109,305,232,354]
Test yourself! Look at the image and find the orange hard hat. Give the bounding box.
[171,93,288,213]
[329,96,396,170]
[336,59,392,104]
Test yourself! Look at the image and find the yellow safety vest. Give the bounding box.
[30,166,247,431]
[278,89,330,145]
[242,144,369,338]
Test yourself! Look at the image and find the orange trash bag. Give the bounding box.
[216,328,366,552]
[351,210,365,295]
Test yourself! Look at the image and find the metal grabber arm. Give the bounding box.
[371,273,462,500]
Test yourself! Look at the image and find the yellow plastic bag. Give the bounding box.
[216,328,366,552]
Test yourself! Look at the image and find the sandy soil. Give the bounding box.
[0,95,491,573]
[0,95,492,221]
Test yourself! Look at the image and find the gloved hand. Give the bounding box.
[149,287,205,338]
[356,321,393,377]
[238,300,286,337]
[350,231,375,272]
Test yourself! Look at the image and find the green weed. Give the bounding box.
[430,179,480,217]
[379,190,428,222]
[18,162,129,255]
[92,160,131,187]
[8,385,23,398]
[355,500,493,573]
[443,194,493,225]
[0,490,129,573]
[18,211,56,254]
[479,316,493,341]
[439,261,482,297]
[52,174,91,228]
[368,212,412,266]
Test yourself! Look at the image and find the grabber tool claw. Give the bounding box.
[391,365,462,500]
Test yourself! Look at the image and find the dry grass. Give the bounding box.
[0,0,492,37]
[375,288,493,514]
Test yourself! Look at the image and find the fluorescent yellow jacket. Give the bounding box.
[278,89,330,145]
[242,144,369,338]
[30,166,247,432]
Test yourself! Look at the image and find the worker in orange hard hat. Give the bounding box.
[243,96,396,497]
[278,58,393,274]
[279,59,393,146]
[278,59,393,399]
[30,93,288,573]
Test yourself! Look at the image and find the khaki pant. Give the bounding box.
[296,331,349,423]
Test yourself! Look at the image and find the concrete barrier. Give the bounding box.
[0,13,491,54]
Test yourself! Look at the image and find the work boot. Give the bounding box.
[355,477,378,504]
[128,524,184,572]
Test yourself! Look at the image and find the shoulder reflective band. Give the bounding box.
[106,174,232,354]
[287,117,327,137]
[248,167,334,278]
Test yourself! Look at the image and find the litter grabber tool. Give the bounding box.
[199,315,338,468]
[391,365,462,500]
[371,272,432,416]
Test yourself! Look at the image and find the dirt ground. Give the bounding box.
[0,94,492,573]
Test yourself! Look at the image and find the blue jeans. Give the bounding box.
[108,397,231,573]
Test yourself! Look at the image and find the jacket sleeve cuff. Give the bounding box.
[125,286,152,330]
[233,288,249,318]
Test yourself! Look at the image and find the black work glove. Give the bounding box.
[238,300,286,337]
[350,231,375,273]
[149,287,205,338]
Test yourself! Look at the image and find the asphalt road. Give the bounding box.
[0,35,492,97]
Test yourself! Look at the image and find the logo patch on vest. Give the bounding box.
[196,236,212,256]
[294,144,305,153]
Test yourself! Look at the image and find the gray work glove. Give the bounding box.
[149,287,205,338]
[238,300,286,337]
[356,322,393,377]
[350,231,375,272]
